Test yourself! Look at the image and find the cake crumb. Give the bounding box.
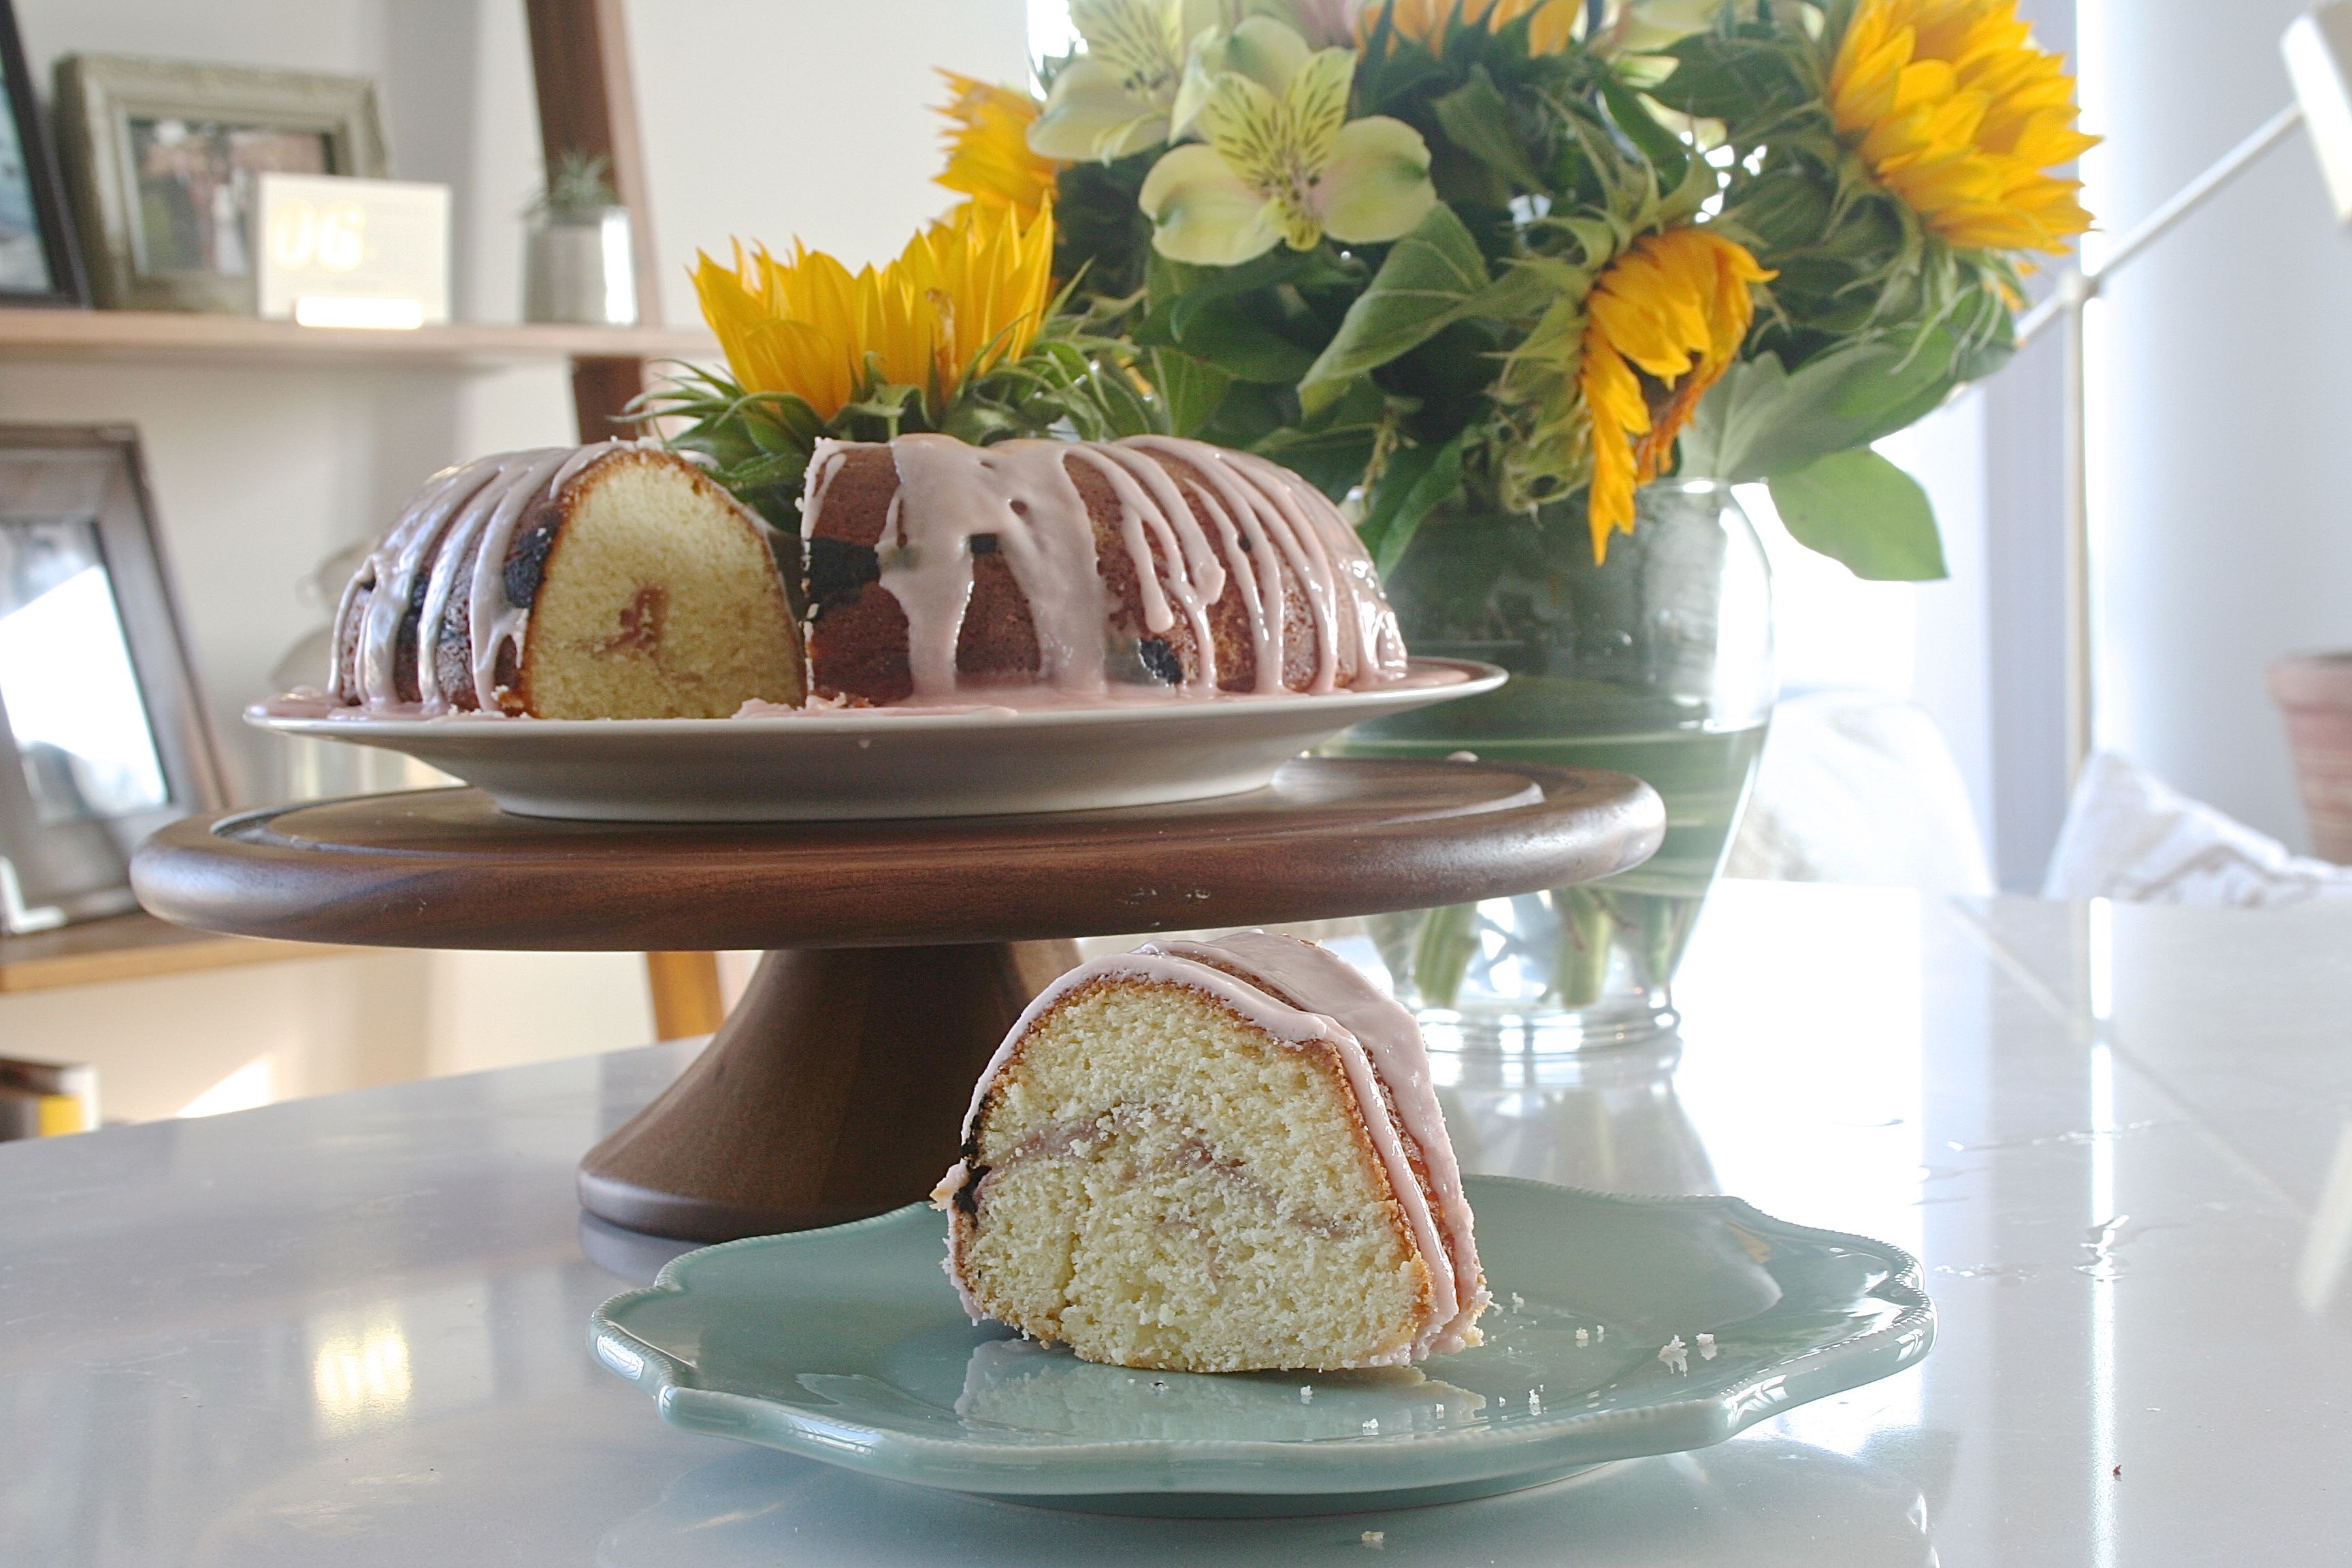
[1659,1335,1689,1375]
[1697,1332,1717,1360]
[1362,1531,1386,1548]
[1300,1387,1314,1403]
[1362,1418,1379,1435]
[1509,1292,1524,1311]
[1529,1391,1542,1414]
[1575,1328,1588,1346]
[1596,1325,1605,1341]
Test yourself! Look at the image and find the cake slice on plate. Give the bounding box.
[331,440,802,718]
[934,931,1486,1373]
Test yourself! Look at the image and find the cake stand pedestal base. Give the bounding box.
[130,762,1666,1246]
[575,940,1080,1241]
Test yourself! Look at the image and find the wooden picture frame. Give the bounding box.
[51,54,386,313]
[0,425,223,932]
[0,0,84,306]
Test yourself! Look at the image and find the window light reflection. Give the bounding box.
[312,1326,412,1422]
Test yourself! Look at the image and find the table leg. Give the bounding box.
[577,939,1081,1241]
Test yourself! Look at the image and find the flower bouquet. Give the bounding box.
[648,0,2091,1048]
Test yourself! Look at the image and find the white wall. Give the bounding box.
[3,0,1025,1115]
[628,0,1032,316]
[2081,0,2352,851]
[1742,391,1998,850]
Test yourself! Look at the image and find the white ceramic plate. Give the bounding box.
[246,658,1503,822]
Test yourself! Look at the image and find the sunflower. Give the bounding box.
[935,70,1061,223]
[1828,0,2096,254]
[1577,227,1772,559]
[1360,0,1582,54]
[691,202,1057,421]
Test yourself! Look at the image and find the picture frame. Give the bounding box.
[0,425,223,932]
[51,54,386,313]
[0,0,85,306]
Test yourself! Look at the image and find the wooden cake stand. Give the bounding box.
[132,758,1661,1241]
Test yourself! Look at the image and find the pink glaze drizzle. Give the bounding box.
[932,932,1484,1363]
[803,434,1406,702]
[331,440,642,713]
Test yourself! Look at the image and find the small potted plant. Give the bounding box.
[523,151,636,326]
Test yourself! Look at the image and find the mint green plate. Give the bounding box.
[589,1175,1930,1516]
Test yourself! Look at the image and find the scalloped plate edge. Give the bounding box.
[589,1175,1933,1500]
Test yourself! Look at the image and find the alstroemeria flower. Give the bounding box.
[1140,18,1436,265]
[1030,0,1229,161]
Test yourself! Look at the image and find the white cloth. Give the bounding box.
[1727,689,1995,896]
[2043,751,2352,907]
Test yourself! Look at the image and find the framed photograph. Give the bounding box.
[51,54,385,313]
[0,0,84,305]
[0,426,223,932]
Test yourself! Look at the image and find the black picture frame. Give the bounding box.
[0,0,86,308]
[0,425,221,932]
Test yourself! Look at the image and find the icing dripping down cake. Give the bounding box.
[329,442,803,718]
[933,931,1488,1373]
[801,434,1409,706]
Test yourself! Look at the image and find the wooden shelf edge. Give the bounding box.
[0,307,719,368]
[0,911,359,995]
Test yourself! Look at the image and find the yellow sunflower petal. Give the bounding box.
[690,204,1056,420]
[1576,226,1772,562]
[934,70,1061,223]
[1829,0,2096,255]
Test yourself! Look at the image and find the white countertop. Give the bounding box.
[5,880,2350,1565]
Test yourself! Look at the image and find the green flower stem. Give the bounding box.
[1407,902,1482,1011]
[1551,885,1616,1008]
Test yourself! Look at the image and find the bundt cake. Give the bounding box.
[329,441,802,718]
[933,930,1487,1374]
[801,433,1408,705]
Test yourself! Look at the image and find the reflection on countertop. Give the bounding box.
[9,883,2352,1565]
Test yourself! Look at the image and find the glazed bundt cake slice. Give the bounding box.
[331,441,802,718]
[802,433,1407,706]
[934,931,1486,1373]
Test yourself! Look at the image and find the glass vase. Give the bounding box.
[1337,478,1774,1051]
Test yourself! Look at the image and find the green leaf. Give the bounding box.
[1358,433,1467,576]
[1651,27,1818,127]
[1164,298,1322,383]
[1298,204,1490,412]
[1252,425,1378,500]
[1681,331,1976,483]
[1765,448,1948,581]
[1597,75,1689,193]
[1150,348,1233,436]
[1431,69,1546,194]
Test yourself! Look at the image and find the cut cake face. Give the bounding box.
[330,441,802,718]
[934,931,1486,1374]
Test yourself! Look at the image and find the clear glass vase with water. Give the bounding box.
[1337,479,1774,1051]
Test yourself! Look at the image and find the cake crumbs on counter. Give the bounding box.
[1697,1331,1717,1360]
[1361,1531,1386,1548]
[1659,1335,1689,1374]
[1575,1328,1588,1345]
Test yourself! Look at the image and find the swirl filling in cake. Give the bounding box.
[934,931,1487,1373]
[329,440,802,718]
